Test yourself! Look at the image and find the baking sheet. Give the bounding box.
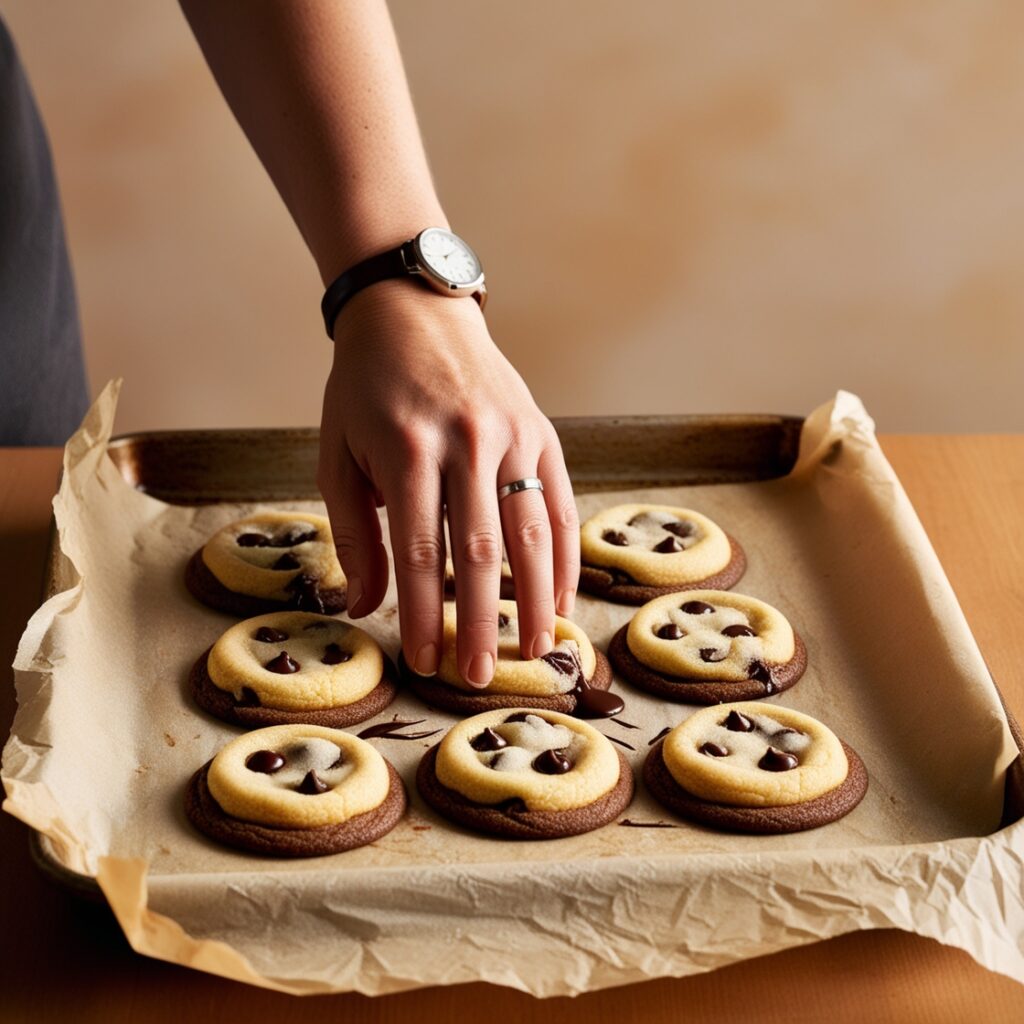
[4,381,1024,994]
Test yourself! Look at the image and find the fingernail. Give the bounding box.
[531,631,553,659]
[346,576,363,616]
[413,643,439,677]
[466,651,494,688]
[557,589,576,617]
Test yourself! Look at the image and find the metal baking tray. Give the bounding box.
[29,414,1024,896]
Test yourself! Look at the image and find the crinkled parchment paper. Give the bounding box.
[4,381,1023,995]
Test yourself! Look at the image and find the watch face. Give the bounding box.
[415,228,483,288]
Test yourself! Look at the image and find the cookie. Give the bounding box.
[608,590,806,702]
[185,724,406,856]
[579,503,745,604]
[190,611,399,727]
[400,599,621,718]
[416,709,634,839]
[643,703,867,833]
[443,557,515,599]
[186,511,346,616]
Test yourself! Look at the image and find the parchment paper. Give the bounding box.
[4,380,1023,994]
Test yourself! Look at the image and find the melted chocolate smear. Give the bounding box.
[254,626,288,643]
[287,574,325,613]
[503,711,533,724]
[648,726,672,746]
[356,718,442,741]
[238,686,261,707]
[541,648,583,679]
[272,552,301,571]
[759,747,799,772]
[236,533,270,547]
[471,727,508,752]
[747,660,777,694]
[611,718,640,730]
[532,748,572,774]
[699,647,727,663]
[657,623,685,640]
[277,527,318,547]
[572,679,625,719]
[619,818,679,829]
[722,624,756,638]
[652,535,683,554]
[265,651,300,674]
[297,769,329,794]
[605,735,636,752]
[603,530,629,546]
[321,643,351,665]
[245,750,285,774]
[663,520,694,539]
[699,741,729,758]
[723,709,754,732]
[681,600,715,615]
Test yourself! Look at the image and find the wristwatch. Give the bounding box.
[320,227,487,339]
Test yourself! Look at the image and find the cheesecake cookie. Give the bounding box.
[186,511,346,616]
[190,611,398,728]
[416,709,634,839]
[401,599,620,718]
[185,724,406,856]
[579,503,745,604]
[644,703,867,833]
[608,590,806,702]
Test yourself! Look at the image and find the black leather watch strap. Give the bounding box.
[320,242,413,340]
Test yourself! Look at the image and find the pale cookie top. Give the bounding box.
[201,511,345,601]
[579,504,732,586]
[206,611,385,711]
[627,590,795,681]
[662,702,848,807]
[435,709,621,812]
[206,724,391,828]
[435,599,597,694]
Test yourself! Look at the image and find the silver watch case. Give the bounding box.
[403,228,487,308]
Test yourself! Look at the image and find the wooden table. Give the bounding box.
[2,439,1022,1022]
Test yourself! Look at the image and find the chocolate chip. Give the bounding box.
[722,624,756,638]
[497,612,510,628]
[254,626,288,643]
[532,749,572,774]
[321,643,351,665]
[236,533,270,547]
[470,727,508,752]
[272,552,301,571]
[656,623,685,640]
[286,574,325,613]
[603,530,629,546]
[699,742,729,758]
[297,769,329,794]
[681,600,715,615]
[747,660,774,684]
[277,527,318,547]
[238,686,261,706]
[723,709,754,732]
[758,747,799,772]
[663,520,694,539]
[652,535,683,554]
[245,750,284,773]
[497,797,528,813]
[699,647,727,662]
[541,648,582,678]
[265,651,300,674]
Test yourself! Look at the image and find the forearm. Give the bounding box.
[180,0,446,283]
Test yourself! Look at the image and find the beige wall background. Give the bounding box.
[5,1,1024,433]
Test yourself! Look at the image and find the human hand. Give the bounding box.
[317,279,579,687]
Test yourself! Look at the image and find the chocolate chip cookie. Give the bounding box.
[186,511,346,616]
[644,703,867,833]
[579,503,746,604]
[416,710,634,839]
[190,611,399,728]
[185,724,406,856]
[400,599,621,718]
[608,590,806,702]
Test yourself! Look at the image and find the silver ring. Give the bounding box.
[497,477,544,501]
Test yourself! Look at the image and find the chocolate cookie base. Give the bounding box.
[607,624,806,703]
[416,744,634,840]
[400,649,614,716]
[643,739,867,834]
[185,549,346,618]
[190,647,399,728]
[185,759,406,857]
[579,535,747,605]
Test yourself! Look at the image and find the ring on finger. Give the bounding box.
[497,477,544,501]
